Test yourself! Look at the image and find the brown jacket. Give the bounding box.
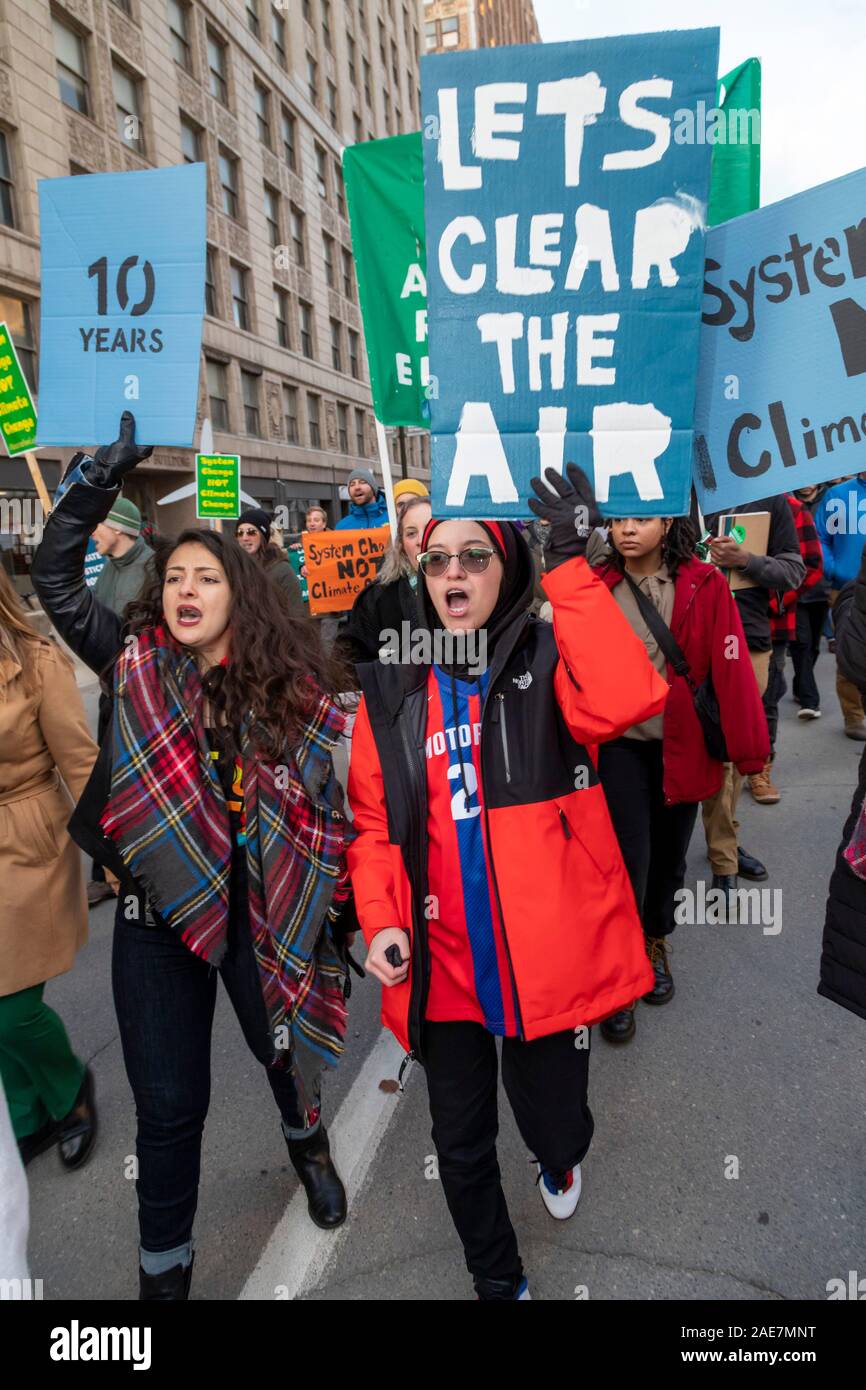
[0,639,97,996]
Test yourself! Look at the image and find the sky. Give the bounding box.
[533,0,866,207]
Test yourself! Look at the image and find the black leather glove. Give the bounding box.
[86,410,152,489]
[527,463,602,570]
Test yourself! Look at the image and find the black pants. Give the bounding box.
[791,601,829,711]
[763,640,789,757]
[112,892,315,1254]
[422,1020,593,1288]
[597,737,698,938]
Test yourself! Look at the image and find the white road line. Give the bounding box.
[239,1028,409,1301]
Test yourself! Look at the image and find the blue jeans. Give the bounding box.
[112,891,318,1257]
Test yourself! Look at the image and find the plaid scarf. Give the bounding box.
[100,625,350,1077]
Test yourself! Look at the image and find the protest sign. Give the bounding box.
[36,163,206,447]
[84,538,106,589]
[344,135,428,427]
[421,28,719,519]
[708,58,761,227]
[0,321,37,455]
[303,526,389,615]
[693,164,866,514]
[196,453,240,520]
[286,545,309,603]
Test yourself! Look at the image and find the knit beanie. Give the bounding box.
[347,467,378,492]
[236,508,272,546]
[393,478,429,502]
[105,497,142,538]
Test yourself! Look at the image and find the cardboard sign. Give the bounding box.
[36,163,206,447]
[196,453,239,520]
[421,29,719,519]
[84,537,106,590]
[0,322,37,455]
[303,526,389,615]
[718,511,769,590]
[694,165,866,513]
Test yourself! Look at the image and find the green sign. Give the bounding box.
[343,134,427,428]
[196,452,239,519]
[708,58,761,227]
[0,320,38,455]
[287,544,309,603]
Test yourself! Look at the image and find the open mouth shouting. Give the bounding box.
[175,604,203,629]
[446,586,471,619]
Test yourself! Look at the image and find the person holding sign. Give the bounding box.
[335,468,389,530]
[234,508,304,616]
[347,464,667,1300]
[32,414,357,1300]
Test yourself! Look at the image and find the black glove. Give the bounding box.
[527,463,602,570]
[87,410,152,489]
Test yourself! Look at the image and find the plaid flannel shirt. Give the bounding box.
[769,494,824,642]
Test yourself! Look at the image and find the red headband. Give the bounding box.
[421,518,507,558]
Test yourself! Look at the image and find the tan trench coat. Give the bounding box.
[0,639,98,996]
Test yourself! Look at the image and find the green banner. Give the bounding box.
[287,544,309,603]
[0,320,38,455]
[708,58,761,226]
[343,134,427,428]
[196,452,239,519]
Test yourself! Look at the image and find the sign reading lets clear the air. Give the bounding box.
[694,165,866,514]
[422,29,719,518]
[36,163,206,448]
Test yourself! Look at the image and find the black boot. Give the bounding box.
[139,1255,194,1301]
[287,1124,347,1229]
[475,1273,527,1300]
[57,1066,98,1170]
[642,937,674,1005]
[600,1006,636,1044]
[17,1118,58,1167]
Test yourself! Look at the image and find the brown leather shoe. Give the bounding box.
[87,879,115,907]
[748,761,780,804]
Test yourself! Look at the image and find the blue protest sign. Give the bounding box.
[694,165,866,514]
[36,163,206,448]
[422,29,719,519]
[84,538,106,590]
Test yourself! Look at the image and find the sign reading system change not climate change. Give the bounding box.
[303,527,390,616]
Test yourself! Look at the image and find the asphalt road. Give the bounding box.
[25,651,866,1301]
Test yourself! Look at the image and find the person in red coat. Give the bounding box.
[592,515,769,1044]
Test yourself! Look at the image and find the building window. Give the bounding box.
[166,0,192,72]
[424,20,437,52]
[354,406,366,457]
[341,247,354,301]
[298,299,314,358]
[337,402,349,453]
[307,392,321,449]
[348,328,360,379]
[253,81,272,148]
[0,132,15,229]
[219,147,239,218]
[271,7,287,69]
[206,359,229,430]
[315,144,328,199]
[378,19,386,66]
[391,39,399,85]
[363,58,371,107]
[384,91,392,136]
[245,0,260,39]
[283,384,299,444]
[179,113,201,163]
[322,0,332,52]
[322,233,335,289]
[263,183,280,248]
[334,161,345,217]
[307,52,318,105]
[353,111,362,143]
[241,369,261,435]
[281,107,298,171]
[330,318,343,372]
[274,287,290,348]
[302,0,312,22]
[347,33,356,84]
[326,80,338,129]
[53,19,89,115]
[231,263,250,331]
[205,245,218,316]
[441,16,459,48]
[110,0,132,13]
[113,64,144,152]
[207,30,229,105]
[290,204,306,267]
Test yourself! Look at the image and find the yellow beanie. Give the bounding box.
[393,478,429,501]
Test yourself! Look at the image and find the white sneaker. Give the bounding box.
[797,708,821,720]
[536,1161,582,1219]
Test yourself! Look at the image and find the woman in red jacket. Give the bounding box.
[592,515,769,1045]
[347,466,668,1301]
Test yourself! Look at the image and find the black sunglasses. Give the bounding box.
[417,546,497,577]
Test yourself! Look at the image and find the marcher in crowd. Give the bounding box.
[305,505,329,532]
[235,508,304,615]
[392,477,430,520]
[591,516,768,1043]
[340,496,431,666]
[0,566,98,1171]
[701,495,804,892]
[32,413,357,1301]
[335,468,389,530]
[347,464,668,1301]
[790,487,831,720]
[814,472,866,739]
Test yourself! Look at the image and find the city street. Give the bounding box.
[26,651,866,1301]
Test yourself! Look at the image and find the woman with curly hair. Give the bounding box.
[591,516,768,1045]
[32,414,357,1300]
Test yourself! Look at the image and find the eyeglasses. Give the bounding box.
[417,546,497,577]
[236,527,259,538]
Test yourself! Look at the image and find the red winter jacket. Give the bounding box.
[596,558,769,803]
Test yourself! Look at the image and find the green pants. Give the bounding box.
[0,984,85,1140]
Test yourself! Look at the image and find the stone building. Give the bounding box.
[422,0,539,53]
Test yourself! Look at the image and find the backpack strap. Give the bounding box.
[622,573,694,690]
